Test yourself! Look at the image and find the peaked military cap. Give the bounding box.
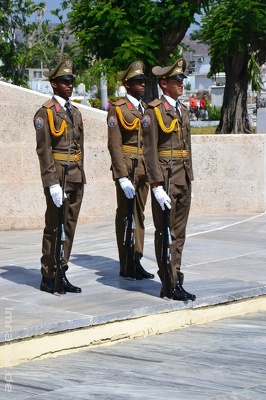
[118,61,147,83]
[43,59,75,81]
[152,58,187,79]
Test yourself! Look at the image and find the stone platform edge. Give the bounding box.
[1,291,266,368]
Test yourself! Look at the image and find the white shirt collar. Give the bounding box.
[53,95,70,109]
[163,94,177,108]
[126,93,141,108]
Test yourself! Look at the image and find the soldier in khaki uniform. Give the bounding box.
[34,59,86,294]
[107,61,154,280]
[142,58,196,301]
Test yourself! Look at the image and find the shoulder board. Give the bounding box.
[42,99,54,109]
[113,98,127,106]
[148,98,161,108]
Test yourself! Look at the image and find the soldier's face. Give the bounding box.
[125,79,146,99]
[161,77,184,100]
[51,78,74,100]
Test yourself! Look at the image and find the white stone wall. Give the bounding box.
[0,81,114,230]
[1,81,266,231]
[191,134,266,214]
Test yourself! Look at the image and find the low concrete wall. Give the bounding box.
[192,134,266,214]
[0,81,113,230]
[1,81,266,230]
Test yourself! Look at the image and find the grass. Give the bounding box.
[191,126,217,135]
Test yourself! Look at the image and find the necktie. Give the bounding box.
[138,101,144,116]
[176,100,182,118]
[65,100,73,120]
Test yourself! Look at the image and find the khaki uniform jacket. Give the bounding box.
[34,98,86,188]
[107,97,149,268]
[142,96,193,186]
[107,98,147,179]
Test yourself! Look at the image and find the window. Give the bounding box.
[33,71,42,79]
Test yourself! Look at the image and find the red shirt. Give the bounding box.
[190,97,198,109]
[200,98,207,109]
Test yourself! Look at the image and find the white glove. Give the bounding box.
[49,184,63,208]
[118,177,135,199]
[152,186,171,210]
[191,191,194,204]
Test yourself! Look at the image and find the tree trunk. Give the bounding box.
[216,51,253,134]
[144,73,159,104]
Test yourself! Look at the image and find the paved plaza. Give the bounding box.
[0,213,266,398]
[1,311,265,399]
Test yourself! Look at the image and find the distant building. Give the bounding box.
[26,67,52,94]
[186,54,213,92]
[182,37,226,107]
[183,37,214,92]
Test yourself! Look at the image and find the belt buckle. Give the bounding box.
[73,153,79,161]
[182,150,187,157]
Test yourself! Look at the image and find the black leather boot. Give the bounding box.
[63,274,82,293]
[174,283,196,301]
[135,253,155,279]
[159,285,187,301]
[159,286,173,299]
[40,276,55,294]
[120,256,143,280]
[160,284,196,301]
[119,269,143,280]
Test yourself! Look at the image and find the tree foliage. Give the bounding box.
[200,0,266,133]
[1,0,44,83]
[0,0,72,85]
[202,0,266,89]
[66,0,203,78]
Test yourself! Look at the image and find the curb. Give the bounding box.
[2,295,266,368]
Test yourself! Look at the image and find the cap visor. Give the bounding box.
[127,74,147,81]
[54,75,75,81]
[170,73,187,79]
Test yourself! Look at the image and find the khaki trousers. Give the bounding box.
[41,182,84,278]
[115,172,149,272]
[151,179,191,288]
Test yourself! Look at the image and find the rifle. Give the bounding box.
[161,147,173,299]
[123,156,138,278]
[54,159,69,294]
[123,116,141,278]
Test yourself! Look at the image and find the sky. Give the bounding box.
[32,0,69,22]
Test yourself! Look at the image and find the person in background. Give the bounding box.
[189,93,199,120]
[199,94,209,120]
[142,58,196,301]
[34,59,86,294]
[107,61,154,280]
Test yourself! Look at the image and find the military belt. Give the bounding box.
[52,151,82,162]
[122,145,143,156]
[158,149,190,158]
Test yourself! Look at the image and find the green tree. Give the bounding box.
[200,0,266,134]
[0,1,73,85]
[65,0,203,101]
[0,0,46,84]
